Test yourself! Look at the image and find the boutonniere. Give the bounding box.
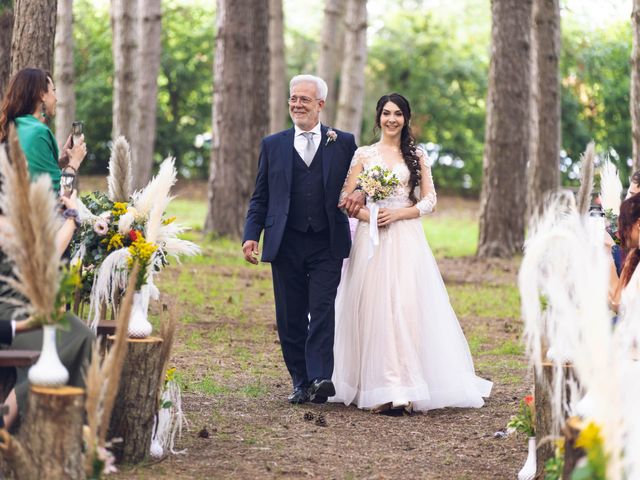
[325,128,338,146]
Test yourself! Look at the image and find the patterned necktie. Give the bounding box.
[301,132,315,166]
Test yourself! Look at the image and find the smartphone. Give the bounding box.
[60,172,75,198]
[71,121,84,147]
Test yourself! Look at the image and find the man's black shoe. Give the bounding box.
[287,387,309,404]
[308,379,335,404]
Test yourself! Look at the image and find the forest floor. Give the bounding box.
[108,183,531,480]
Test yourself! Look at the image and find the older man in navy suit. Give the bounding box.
[242,74,363,404]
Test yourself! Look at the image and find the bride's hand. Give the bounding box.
[377,208,400,227]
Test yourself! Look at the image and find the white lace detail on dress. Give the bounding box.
[415,152,437,216]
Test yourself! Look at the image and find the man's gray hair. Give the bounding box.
[289,74,328,101]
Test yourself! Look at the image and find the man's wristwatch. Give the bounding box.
[62,208,80,226]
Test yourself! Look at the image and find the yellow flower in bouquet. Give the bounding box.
[127,231,158,290]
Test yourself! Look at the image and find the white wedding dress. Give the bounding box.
[330,144,492,411]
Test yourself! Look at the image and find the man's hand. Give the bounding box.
[242,240,260,265]
[338,190,366,217]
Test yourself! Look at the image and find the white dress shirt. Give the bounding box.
[294,123,321,162]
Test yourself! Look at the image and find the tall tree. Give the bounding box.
[631,0,640,173]
[10,0,57,75]
[204,0,269,237]
[527,0,561,220]
[477,0,533,258]
[110,0,138,147]
[269,0,286,133]
[132,0,161,189]
[0,1,13,99]
[54,0,75,149]
[335,0,367,143]
[317,0,346,126]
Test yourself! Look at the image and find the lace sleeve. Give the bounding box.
[415,151,437,216]
[340,148,365,201]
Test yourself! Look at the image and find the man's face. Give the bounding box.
[289,81,324,131]
[626,181,640,200]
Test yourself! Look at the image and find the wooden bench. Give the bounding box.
[0,350,40,368]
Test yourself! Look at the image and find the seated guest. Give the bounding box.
[626,170,640,200]
[610,195,640,315]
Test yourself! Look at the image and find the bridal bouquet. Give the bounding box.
[357,165,399,202]
[70,137,200,329]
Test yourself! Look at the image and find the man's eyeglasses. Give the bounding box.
[288,96,322,106]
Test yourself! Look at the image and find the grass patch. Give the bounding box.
[423,215,477,257]
[448,283,520,319]
[165,198,208,230]
[484,338,524,356]
[191,376,231,395]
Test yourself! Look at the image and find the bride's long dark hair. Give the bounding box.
[374,93,421,204]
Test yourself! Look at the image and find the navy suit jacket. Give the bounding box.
[0,320,13,345]
[243,125,357,262]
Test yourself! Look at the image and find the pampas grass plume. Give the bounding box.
[576,141,596,216]
[108,136,133,203]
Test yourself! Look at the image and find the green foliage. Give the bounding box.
[506,396,535,437]
[73,0,214,177]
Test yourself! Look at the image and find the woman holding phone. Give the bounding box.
[0,67,86,193]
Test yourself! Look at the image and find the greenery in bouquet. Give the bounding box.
[357,165,400,202]
[603,208,620,246]
[506,395,535,438]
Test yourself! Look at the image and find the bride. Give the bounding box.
[330,93,492,413]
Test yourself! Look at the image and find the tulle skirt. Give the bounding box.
[330,217,492,411]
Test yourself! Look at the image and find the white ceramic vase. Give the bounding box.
[127,291,153,338]
[517,436,537,480]
[28,325,69,387]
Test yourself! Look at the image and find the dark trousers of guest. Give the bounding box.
[270,227,342,390]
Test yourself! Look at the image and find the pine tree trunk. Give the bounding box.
[0,4,13,100]
[111,0,138,146]
[318,0,346,126]
[204,0,270,237]
[132,0,161,190]
[631,0,640,173]
[18,386,85,479]
[108,336,164,464]
[527,0,560,222]
[10,0,57,75]
[54,0,75,149]
[477,0,533,258]
[335,0,367,144]
[269,0,286,133]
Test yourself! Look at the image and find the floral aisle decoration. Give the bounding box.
[0,128,76,386]
[507,395,536,480]
[150,367,187,458]
[571,421,608,480]
[71,142,200,331]
[356,165,399,259]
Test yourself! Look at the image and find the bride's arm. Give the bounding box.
[377,149,436,226]
[340,150,369,221]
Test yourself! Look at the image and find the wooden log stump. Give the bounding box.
[535,362,576,479]
[18,386,85,479]
[562,416,585,479]
[107,336,163,464]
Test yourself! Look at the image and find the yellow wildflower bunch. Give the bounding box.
[105,233,124,251]
[127,232,158,290]
[574,421,607,479]
[165,367,176,383]
[162,216,176,225]
[112,202,128,217]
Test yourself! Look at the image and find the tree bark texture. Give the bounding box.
[111,0,139,147]
[269,0,286,133]
[631,0,640,173]
[10,0,57,75]
[204,0,270,237]
[53,0,75,149]
[318,0,346,126]
[477,0,532,258]
[335,0,367,143]
[108,336,164,464]
[0,5,13,100]
[132,0,161,190]
[526,0,561,222]
[17,386,85,479]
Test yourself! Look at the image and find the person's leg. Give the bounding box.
[306,230,342,385]
[2,389,18,430]
[271,229,311,391]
